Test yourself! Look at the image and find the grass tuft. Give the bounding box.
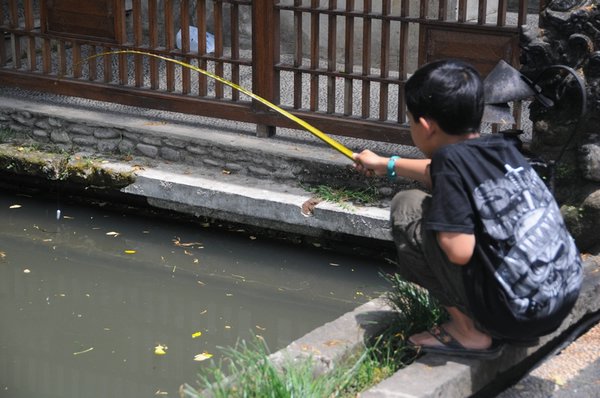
[182,273,445,398]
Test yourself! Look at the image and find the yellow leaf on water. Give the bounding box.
[9,204,21,209]
[193,352,213,362]
[192,331,202,339]
[124,250,136,254]
[154,344,167,355]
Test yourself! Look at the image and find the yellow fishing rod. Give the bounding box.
[85,50,355,160]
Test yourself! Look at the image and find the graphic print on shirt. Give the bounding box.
[473,164,582,320]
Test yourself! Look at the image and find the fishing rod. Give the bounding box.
[82,50,355,160]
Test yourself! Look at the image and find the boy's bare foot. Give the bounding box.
[408,306,493,351]
[408,321,492,350]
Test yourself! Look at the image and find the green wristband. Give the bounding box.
[387,156,400,180]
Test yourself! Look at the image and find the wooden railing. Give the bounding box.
[0,0,533,144]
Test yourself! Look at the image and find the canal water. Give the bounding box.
[0,191,395,397]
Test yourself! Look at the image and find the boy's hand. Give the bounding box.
[352,150,388,177]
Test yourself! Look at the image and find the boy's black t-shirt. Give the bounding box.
[425,134,583,340]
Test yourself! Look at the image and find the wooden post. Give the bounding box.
[252,0,276,138]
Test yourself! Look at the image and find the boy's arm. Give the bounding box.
[437,232,475,266]
[352,150,432,188]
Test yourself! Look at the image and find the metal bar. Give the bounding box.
[41,38,51,75]
[310,0,319,111]
[24,0,36,72]
[133,0,143,87]
[165,0,175,92]
[149,0,160,90]
[197,0,208,96]
[293,0,302,109]
[458,0,467,22]
[420,0,429,19]
[344,0,354,116]
[214,0,224,98]
[361,0,372,119]
[379,0,390,121]
[497,0,507,26]
[88,45,97,81]
[115,0,128,85]
[73,43,82,78]
[518,0,528,26]
[0,0,6,66]
[327,0,337,114]
[103,45,111,83]
[273,0,281,105]
[399,0,409,123]
[181,0,191,94]
[478,0,487,25]
[231,1,241,101]
[439,0,448,20]
[9,0,21,70]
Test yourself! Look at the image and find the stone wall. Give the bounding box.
[0,104,404,203]
[521,0,600,251]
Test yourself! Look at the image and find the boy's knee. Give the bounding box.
[390,189,430,226]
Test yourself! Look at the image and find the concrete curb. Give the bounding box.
[107,161,393,242]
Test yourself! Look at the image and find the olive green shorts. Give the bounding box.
[390,189,472,316]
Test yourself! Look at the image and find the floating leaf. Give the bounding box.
[193,352,213,362]
[23,269,31,274]
[249,236,257,240]
[255,325,266,331]
[329,263,340,267]
[173,237,203,247]
[124,250,136,254]
[106,231,120,237]
[73,347,94,355]
[154,344,167,355]
[192,331,202,339]
[9,204,21,209]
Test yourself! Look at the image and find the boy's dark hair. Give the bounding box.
[405,59,484,136]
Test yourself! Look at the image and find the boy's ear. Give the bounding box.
[418,117,436,136]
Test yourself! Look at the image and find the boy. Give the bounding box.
[353,60,583,358]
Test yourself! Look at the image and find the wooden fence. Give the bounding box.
[0,0,534,144]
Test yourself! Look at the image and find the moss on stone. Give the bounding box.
[0,144,135,188]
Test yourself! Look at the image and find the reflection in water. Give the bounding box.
[0,192,393,397]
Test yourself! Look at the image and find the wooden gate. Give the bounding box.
[0,0,534,145]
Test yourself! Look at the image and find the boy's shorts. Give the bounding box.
[390,189,472,317]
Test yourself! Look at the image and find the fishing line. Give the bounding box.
[81,50,355,160]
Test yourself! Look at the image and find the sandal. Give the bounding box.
[407,325,504,360]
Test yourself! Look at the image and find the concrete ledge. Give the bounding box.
[269,297,395,374]
[105,160,393,241]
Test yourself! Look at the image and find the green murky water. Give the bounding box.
[0,191,393,397]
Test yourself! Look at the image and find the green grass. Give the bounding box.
[306,184,380,208]
[182,274,445,398]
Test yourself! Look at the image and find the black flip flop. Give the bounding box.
[407,325,504,360]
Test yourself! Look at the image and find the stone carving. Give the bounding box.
[521,0,600,250]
